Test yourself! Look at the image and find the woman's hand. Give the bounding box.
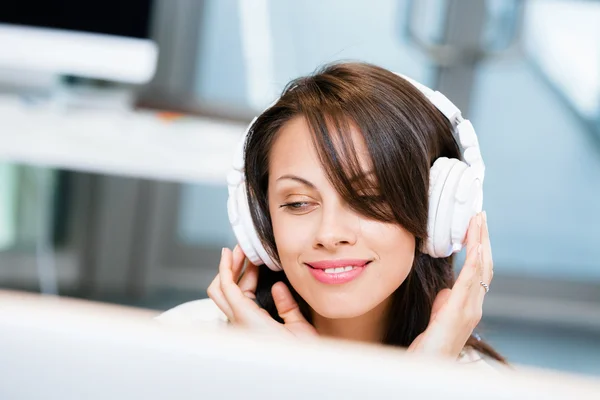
[407,211,493,359]
[207,245,318,339]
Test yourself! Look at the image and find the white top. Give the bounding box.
[156,298,499,370]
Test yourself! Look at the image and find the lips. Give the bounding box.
[306,259,371,270]
[305,259,371,285]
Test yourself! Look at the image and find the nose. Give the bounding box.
[312,201,358,251]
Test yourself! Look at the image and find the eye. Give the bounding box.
[279,201,310,210]
[279,201,316,214]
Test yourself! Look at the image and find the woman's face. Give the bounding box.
[267,116,416,319]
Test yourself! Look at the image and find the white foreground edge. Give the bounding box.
[1,290,599,399]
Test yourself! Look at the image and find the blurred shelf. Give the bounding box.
[0,96,247,184]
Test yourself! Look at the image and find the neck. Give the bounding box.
[311,297,391,344]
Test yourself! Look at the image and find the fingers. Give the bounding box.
[464,212,486,291]
[219,246,245,290]
[477,211,493,304]
[207,245,256,322]
[207,274,233,318]
[209,246,295,336]
[272,282,308,326]
[465,213,485,294]
[410,213,493,358]
[465,212,481,256]
[463,211,489,328]
[447,215,485,329]
[220,246,260,318]
[481,211,493,286]
[238,262,259,300]
[206,251,234,320]
[231,245,247,283]
[449,243,481,307]
[457,213,484,302]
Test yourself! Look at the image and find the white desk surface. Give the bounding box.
[0,96,247,184]
[3,289,600,400]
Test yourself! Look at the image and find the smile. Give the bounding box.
[305,259,371,284]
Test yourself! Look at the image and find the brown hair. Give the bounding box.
[243,61,505,363]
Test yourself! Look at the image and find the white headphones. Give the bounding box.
[227,73,485,271]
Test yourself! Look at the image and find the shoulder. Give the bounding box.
[156,301,505,372]
[154,298,229,327]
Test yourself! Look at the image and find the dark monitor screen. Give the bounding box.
[1,0,153,39]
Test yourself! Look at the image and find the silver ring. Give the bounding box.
[480,281,490,293]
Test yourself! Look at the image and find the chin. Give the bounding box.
[308,297,375,319]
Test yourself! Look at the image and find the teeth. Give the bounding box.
[323,266,356,274]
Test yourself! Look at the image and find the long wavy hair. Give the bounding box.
[242,61,505,362]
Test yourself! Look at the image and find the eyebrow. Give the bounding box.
[276,174,316,189]
[276,170,374,188]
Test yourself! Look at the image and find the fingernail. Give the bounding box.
[221,247,226,256]
[483,210,487,223]
[477,213,482,227]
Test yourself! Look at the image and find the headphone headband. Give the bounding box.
[236,74,483,175]
[394,73,483,172]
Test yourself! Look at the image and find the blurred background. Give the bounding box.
[0,0,598,376]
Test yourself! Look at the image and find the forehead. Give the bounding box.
[268,115,371,175]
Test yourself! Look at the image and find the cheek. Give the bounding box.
[270,210,310,264]
[363,221,416,281]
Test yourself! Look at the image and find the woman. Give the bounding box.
[158,62,506,367]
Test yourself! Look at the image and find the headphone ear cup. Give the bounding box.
[425,158,468,258]
[228,180,281,271]
[434,160,468,257]
[450,166,483,252]
[425,157,452,257]
[228,181,260,266]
